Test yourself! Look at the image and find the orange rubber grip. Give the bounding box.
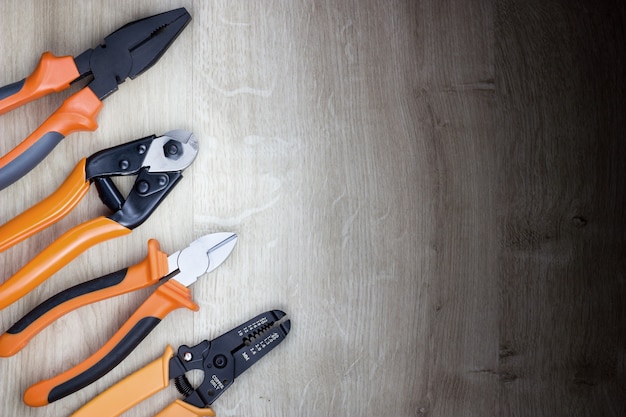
[0,52,79,115]
[156,400,216,417]
[0,158,89,252]
[0,87,102,170]
[69,345,176,417]
[0,239,169,357]
[69,346,215,417]
[0,217,131,311]
[24,280,199,406]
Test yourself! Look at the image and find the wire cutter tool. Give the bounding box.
[0,8,191,190]
[10,232,239,406]
[0,129,198,310]
[70,310,290,417]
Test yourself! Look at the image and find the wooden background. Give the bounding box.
[1,1,624,416]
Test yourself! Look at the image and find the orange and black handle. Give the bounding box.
[0,216,131,311]
[0,61,102,190]
[24,279,199,407]
[0,52,78,115]
[0,158,90,252]
[69,345,215,417]
[0,239,169,357]
[0,86,102,190]
[0,135,187,310]
[0,52,87,190]
[0,132,182,253]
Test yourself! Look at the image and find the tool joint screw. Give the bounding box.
[213,354,227,369]
[183,352,193,362]
[164,140,183,160]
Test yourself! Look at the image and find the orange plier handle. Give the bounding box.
[0,239,168,357]
[68,346,215,417]
[0,52,103,190]
[0,53,79,115]
[24,280,198,407]
[0,217,131,310]
[0,158,90,252]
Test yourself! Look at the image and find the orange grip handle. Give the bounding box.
[69,345,175,417]
[0,239,169,357]
[0,52,79,115]
[24,280,199,406]
[0,158,89,252]
[0,217,131,310]
[156,400,216,417]
[0,86,102,173]
[69,347,216,417]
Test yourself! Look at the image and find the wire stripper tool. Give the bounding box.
[71,310,290,417]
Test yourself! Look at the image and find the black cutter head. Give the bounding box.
[74,8,191,100]
[168,310,291,409]
[84,130,198,229]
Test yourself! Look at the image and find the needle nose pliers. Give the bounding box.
[15,232,239,406]
[0,129,198,310]
[0,8,191,190]
[70,310,290,417]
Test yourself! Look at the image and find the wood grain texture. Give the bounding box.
[495,1,626,416]
[0,1,624,416]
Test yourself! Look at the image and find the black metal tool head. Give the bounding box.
[168,310,291,409]
[84,130,198,229]
[79,8,191,100]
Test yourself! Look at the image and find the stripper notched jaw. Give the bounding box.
[242,310,292,347]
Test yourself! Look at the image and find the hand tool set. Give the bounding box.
[0,7,290,416]
[0,130,198,310]
[0,8,191,190]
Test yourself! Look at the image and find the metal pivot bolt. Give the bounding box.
[164,140,183,160]
[213,354,227,369]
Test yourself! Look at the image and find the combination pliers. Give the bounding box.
[0,130,198,310]
[2,232,239,406]
[70,310,290,417]
[0,8,191,190]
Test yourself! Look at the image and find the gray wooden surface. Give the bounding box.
[1,1,624,416]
